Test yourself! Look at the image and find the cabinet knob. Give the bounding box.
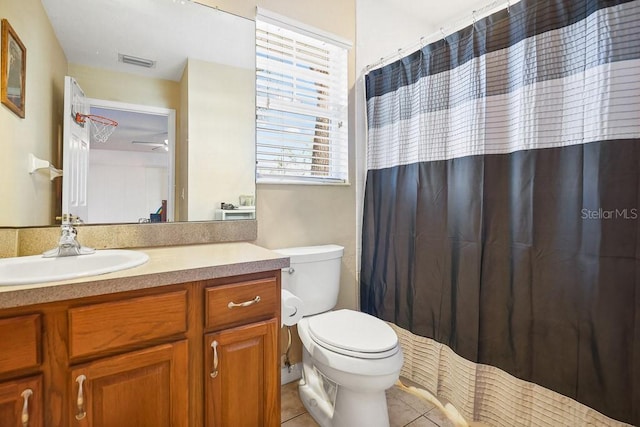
[210,340,219,378]
[227,295,261,309]
[20,389,33,427]
[75,374,87,420]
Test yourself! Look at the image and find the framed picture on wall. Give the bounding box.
[1,19,26,118]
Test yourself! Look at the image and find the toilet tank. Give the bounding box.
[274,245,344,316]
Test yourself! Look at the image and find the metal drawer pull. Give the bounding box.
[75,374,87,420]
[210,340,219,378]
[20,389,33,427]
[227,295,261,309]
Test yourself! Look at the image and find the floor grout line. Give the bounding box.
[402,414,424,427]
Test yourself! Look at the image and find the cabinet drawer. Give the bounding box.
[68,290,188,359]
[205,278,278,330]
[0,314,41,375]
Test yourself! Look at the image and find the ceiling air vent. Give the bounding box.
[118,54,156,68]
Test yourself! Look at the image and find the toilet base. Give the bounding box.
[298,354,392,427]
[334,387,390,427]
[295,314,403,427]
[298,379,334,427]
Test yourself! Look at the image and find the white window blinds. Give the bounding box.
[256,18,349,184]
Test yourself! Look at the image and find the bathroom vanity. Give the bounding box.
[0,243,288,427]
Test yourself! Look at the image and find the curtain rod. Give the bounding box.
[362,0,515,75]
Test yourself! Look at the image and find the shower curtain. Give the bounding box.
[361,0,640,424]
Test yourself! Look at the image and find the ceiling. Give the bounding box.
[89,107,170,153]
[357,0,517,69]
[391,0,507,31]
[40,0,255,81]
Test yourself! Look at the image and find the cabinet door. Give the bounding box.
[205,318,279,427]
[69,341,188,427]
[0,375,42,427]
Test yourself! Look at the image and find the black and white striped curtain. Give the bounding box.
[361,0,640,424]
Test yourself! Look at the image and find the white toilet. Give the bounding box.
[274,245,403,427]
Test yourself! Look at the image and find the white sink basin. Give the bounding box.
[0,250,149,286]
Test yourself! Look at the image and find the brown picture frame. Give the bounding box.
[1,19,26,118]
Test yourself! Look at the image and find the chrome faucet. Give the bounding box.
[43,215,95,257]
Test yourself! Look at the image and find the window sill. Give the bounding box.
[257,178,351,186]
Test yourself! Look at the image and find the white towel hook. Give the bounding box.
[28,153,63,181]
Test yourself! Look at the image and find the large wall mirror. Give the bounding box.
[2,0,255,226]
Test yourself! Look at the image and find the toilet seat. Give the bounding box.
[307,309,399,359]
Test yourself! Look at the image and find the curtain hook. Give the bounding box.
[440,27,446,38]
[420,36,425,47]
[472,10,477,26]
[507,0,511,14]
[398,48,402,59]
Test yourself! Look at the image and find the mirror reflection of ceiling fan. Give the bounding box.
[131,132,169,151]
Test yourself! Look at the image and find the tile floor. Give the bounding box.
[281,377,472,427]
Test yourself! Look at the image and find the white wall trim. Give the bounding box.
[281,364,303,385]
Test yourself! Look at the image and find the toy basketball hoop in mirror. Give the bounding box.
[74,113,119,143]
[1,19,26,118]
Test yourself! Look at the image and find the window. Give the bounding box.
[256,14,349,184]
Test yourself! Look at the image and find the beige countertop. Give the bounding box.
[0,242,289,309]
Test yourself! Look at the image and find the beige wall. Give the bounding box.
[184,59,256,221]
[253,0,358,313]
[196,0,255,19]
[177,64,190,221]
[68,64,180,111]
[0,0,67,226]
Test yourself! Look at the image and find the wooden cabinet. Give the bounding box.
[203,276,280,427]
[205,278,278,330]
[67,291,187,360]
[65,290,190,426]
[0,376,43,427]
[69,341,188,427]
[205,319,279,427]
[0,270,280,427]
[0,315,41,376]
[0,315,43,427]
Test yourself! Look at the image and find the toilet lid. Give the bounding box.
[308,310,399,359]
